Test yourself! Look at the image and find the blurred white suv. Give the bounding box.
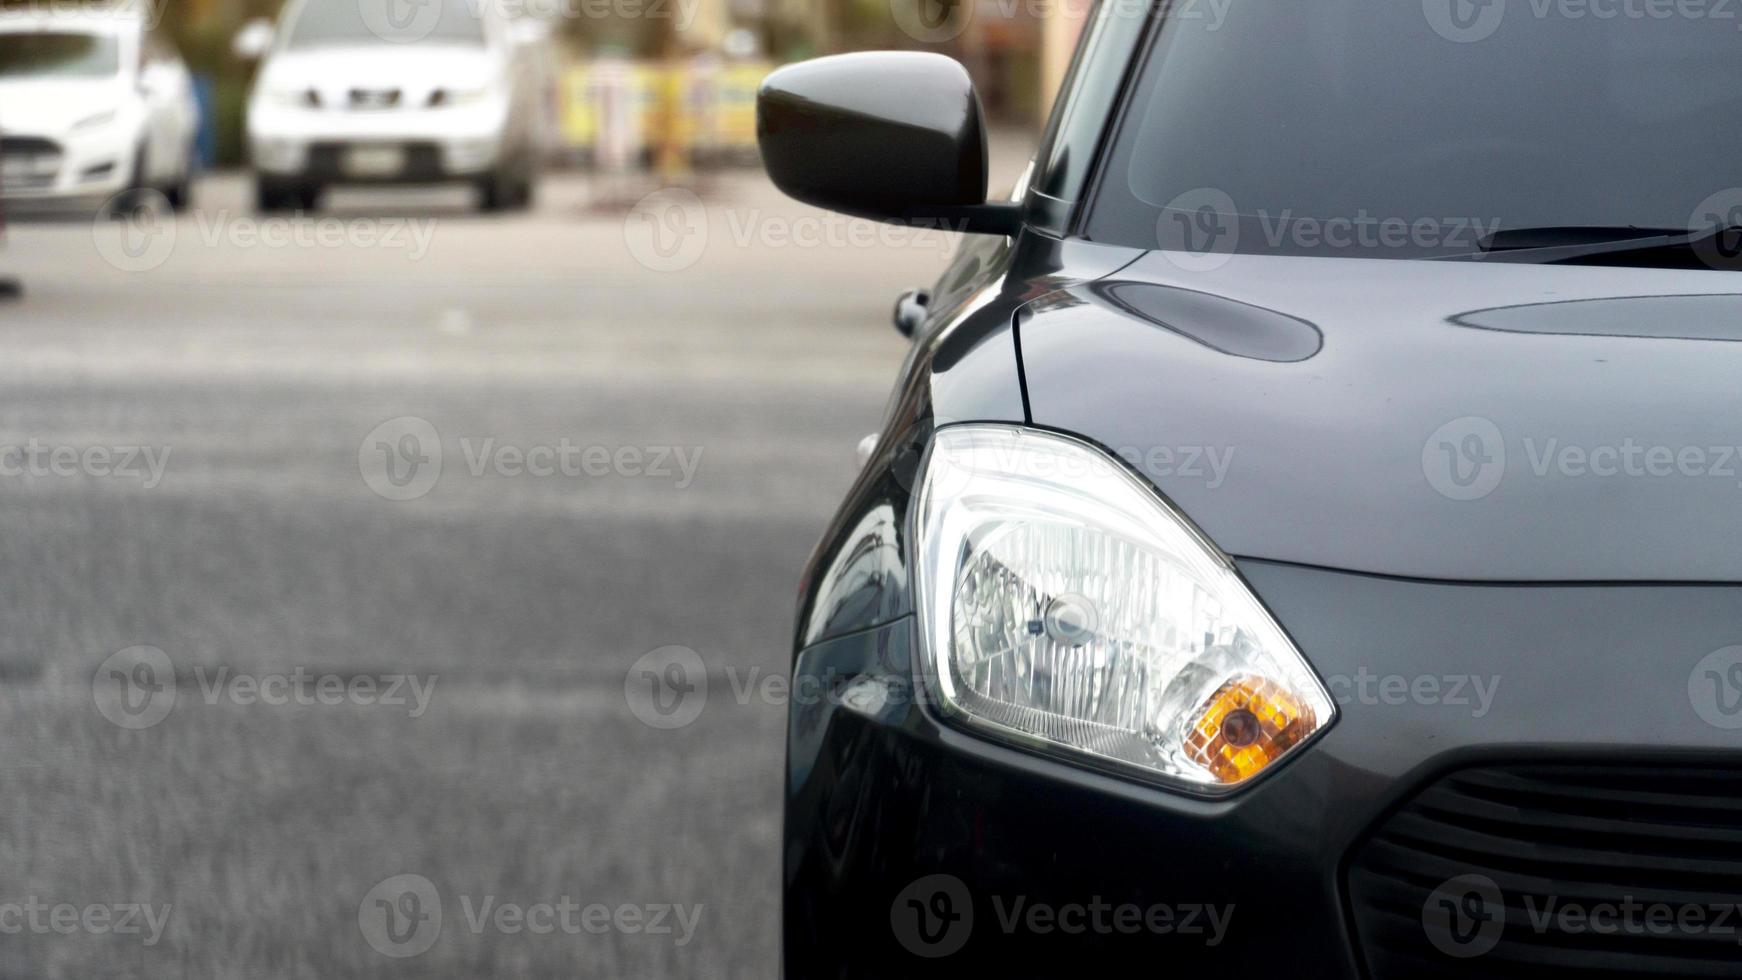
[0,5,200,211]
[239,0,541,213]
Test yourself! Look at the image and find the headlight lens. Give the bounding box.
[266,88,317,108]
[914,425,1334,793]
[432,87,490,107]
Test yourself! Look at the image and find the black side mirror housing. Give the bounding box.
[757,52,1021,236]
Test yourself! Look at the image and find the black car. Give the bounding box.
[760,3,1742,978]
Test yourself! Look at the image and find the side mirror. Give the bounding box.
[232,18,275,61]
[757,52,1021,236]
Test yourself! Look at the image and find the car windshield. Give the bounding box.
[1087,1,1742,260]
[0,30,120,78]
[282,0,485,48]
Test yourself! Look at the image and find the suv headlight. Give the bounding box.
[914,425,1334,793]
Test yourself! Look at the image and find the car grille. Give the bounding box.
[1347,763,1742,979]
[348,88,401,109]
[306,142,445,181]
[1,137,64,191]
[0,136,60,156]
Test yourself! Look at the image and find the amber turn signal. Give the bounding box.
[1184,675,1319,785]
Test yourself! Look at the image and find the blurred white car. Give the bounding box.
[0,6,199,211]
[239,0,542,213]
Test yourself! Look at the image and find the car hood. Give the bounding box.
[257,44,495,105]
[0,78,128,135]
[1017,251,1742,582]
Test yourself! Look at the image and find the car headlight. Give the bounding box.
[72,110,117,132]
[265,88,318,108]
[431,87,490,107]
[914,425,1334,793]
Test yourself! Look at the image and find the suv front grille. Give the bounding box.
[0,136,60,156]
[1348,763,1742,979]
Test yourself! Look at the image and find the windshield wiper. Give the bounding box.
[1455,224,1742,265]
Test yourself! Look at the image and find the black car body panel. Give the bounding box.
[1021,254,1742,582]
[794,231,1143,649]
[771,1,1742,976]
[785,563,1742,977]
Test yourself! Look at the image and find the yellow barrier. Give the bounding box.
[560,60,771,166]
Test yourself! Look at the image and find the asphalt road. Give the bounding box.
[0,151,1027,978]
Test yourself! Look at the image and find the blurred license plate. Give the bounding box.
[342,146,404,177]
[1,156,46,182]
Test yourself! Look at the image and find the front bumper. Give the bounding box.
[785,561,1742,977]
[0,128,135,204]
[247,102,509,182]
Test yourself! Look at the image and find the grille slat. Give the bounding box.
[1420,783,1742,848]
[1349,763,1742,979]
